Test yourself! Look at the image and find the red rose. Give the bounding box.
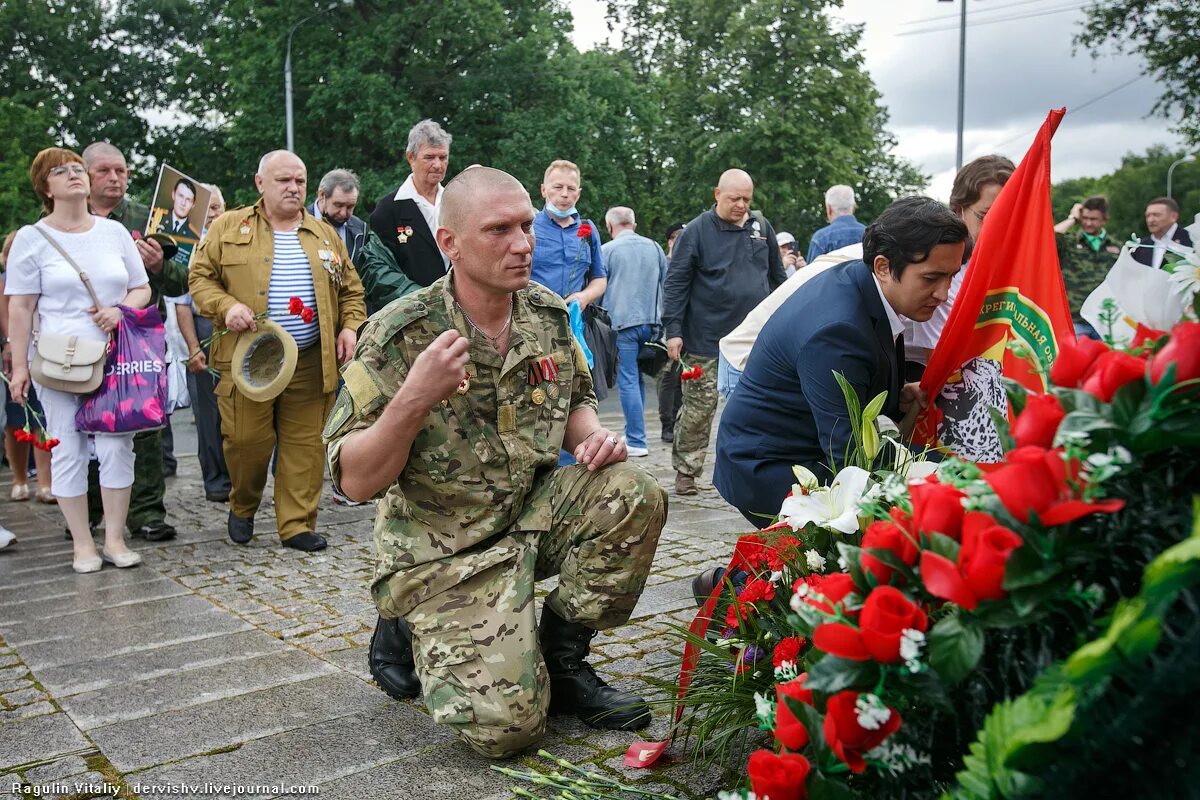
[774,674,814,751]
[983,446,1124,526]
[1081,350,1146,402]
[773,636,806,668]
[300,307,315,324]
[813,585,927,663]
[1011,392,1066,449]
[1049,337,1109,388]
[578,223,593,238]
[860,518,917,584]
[909,478,967,540]
[823,691,902,773]
[794,572,857,615]
[920,512,1023,610]
[1149,321,1200,386]
[748,749,810,800]
[288,297,305,315]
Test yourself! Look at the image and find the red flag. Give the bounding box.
[913,108,1075,460]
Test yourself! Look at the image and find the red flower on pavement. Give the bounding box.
[747,749,811,800]
[288,296,305,315]
[920,511,1023,610]
[1149,321,1200,386]
[772,636,806,668]
[823,691,902,773]
[982,446,1125,526]
[773,674,814,752]
[813,585,928,663]
[578,223,593,239]
[1049,337,1109,388]
[1011,392,1066,449]
[1081,350,1147,402]
[300,307,315,324]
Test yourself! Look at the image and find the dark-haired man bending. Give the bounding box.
[713,196,967,525]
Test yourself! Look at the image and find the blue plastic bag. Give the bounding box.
[567,300,594,369]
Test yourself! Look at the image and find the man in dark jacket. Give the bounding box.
[311,168,367,267]
[1131,196,1193,269]
[367,119,451,294]
[662,169,786,496]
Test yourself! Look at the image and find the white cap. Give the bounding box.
[776,231,796,246]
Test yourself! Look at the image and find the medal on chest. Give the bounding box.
[527,356,560,405]
[317,241,345,287]
[397,225,413,244]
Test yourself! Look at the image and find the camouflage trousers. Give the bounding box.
[126,428,168,531]
[671,353,719,477]
[403,462,667,759]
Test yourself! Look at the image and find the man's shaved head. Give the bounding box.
[717,169,754,193]
[714,169,755,224]
[82,142,125,168]
[438,166,528,233]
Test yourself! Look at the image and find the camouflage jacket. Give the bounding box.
[323,271,597,616]
[357,228,421,316]
[1056,230,1121,318]
[100,195,189,314]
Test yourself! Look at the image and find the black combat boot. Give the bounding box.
[539,606,651,730]
[368,616,421,700]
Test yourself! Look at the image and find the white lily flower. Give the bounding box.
[778,466,872,534]
[792,464,820,493]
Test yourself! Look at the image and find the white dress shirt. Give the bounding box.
[394,175,448,268]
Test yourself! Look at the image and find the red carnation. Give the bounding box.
[300,307,315,324]
[577,223,593,238]
[725,600,754,629]
[288,296,305,315]
[767,535,802,572]
[920,511,1023,610]
[772,636,806,668]
[1010,392,1066,449]
[823,691,902,773]
[739,577,777,604]
[773,674,814,752]
[747,749,810,800]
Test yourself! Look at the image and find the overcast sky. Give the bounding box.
[568,0,1186,200]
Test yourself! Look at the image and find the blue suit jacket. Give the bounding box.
[714,259,902,524]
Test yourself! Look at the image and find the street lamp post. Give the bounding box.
[285,6,340,152]
[1167,155,1196,200]
[938,0,967,170]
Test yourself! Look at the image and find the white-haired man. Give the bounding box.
[368,119,453,295]
[806,184,866,262]
[601,206,667,457]
[189,150,366,552]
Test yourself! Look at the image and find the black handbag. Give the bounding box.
[637,332,669,377]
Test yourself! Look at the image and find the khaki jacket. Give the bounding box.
[189,200,367,394]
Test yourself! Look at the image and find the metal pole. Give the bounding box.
[955,0,967,170]
[1167,155,1195,199]
[284,37,295,152]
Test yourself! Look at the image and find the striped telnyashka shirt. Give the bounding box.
[267,230,319,349]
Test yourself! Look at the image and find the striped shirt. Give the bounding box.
[267,231,319,349]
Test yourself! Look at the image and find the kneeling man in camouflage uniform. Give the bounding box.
[324,167,667,758]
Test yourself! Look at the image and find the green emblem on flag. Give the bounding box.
[975,286,1060,370]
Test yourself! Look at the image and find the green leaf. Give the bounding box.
[1001,543,1061,591]
[807,772,862,800]
[923,531,962,562]
[1108,378,1148,428]
[836,542,869,594]
[804,654,879,694]
[783,694,832,763]
[863,547,918,585]
[928,612,985,684]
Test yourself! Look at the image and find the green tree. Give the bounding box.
[1077,1,1200,146]
[608,0,925,242]
[0,0,154,161]
[0,100,56,233]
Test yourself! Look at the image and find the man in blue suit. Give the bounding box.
[714,197,968,526]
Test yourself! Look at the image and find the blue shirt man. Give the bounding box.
[530,160,606,303]
[807,184,866,262]
[601,207,667,456]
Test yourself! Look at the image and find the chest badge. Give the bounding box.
[457,371,471,395]
[397,225,413,244]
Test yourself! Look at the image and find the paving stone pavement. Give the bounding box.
[0,398,748,799]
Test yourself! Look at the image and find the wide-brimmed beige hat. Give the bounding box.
[230,319,298,402]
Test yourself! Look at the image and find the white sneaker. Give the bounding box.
[0,526,15,549]
[627,446,650,458]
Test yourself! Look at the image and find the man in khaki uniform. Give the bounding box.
[191,151,366,551]
[324,167,666,758]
